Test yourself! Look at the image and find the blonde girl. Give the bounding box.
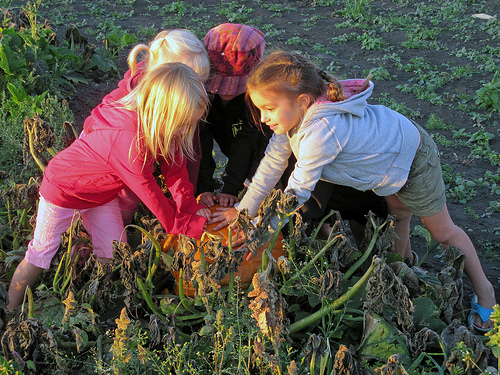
[8,63,210,310]
[127,29,210,81]
[211,50,496,332]
[82,29,210,223]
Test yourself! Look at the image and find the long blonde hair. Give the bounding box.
[121,62,208,163]
[127,29,210,82]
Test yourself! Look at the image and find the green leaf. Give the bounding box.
[88,52,117,73]
[26,360,36,371]
[121,33,138,46]
[412,296,447,332]
[358,313,411,365]
[0,47,13,75]
[63,71,90,84]
[7,82,28,103]
[491,346,500,359]
[73,327,89,353]
[161,251,174,269]
[308,291,321,308]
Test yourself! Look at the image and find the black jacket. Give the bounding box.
[197,93,270,196]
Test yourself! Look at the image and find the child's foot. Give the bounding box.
[469,294,495,332]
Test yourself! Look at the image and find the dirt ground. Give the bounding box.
[33,0,499,307]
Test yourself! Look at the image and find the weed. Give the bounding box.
[402,26,442,49]
[374,93,423,119]
[363,66,395,81]
[359,30,386,50]
[285,36,310,46]
[312,43,336,55]
[260,24,286,38]
[159,0,186,16]
[476,72,500,112]
[442,167,477,203]
[216,1,254,24]
[135,25,158,40]
[338,0,373,21]
[425,113,455,131]
[261,3,297,14]
[0,355,23,374]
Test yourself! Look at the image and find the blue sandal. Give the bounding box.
[468,294,493,333]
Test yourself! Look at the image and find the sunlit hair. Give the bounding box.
[120,62,208,164]
[127,29,210,82]
[245,50,347,128]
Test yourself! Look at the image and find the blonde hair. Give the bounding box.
[127,29,210,82]
[121,62,208,163]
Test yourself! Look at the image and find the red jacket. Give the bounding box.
[83,63,144,134]
[41,102,207,239]
[83,62,202,186]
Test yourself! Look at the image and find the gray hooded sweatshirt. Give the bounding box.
[238,79,420,217]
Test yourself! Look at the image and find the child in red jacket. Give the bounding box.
[8,63,210,310]
[83,29,210,224]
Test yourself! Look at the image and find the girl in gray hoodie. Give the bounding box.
[211,50,496,332]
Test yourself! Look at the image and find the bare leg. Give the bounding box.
[386,194,495,328]
[421,205,496,329]
[385,195,412,260]
[7,259,44,310]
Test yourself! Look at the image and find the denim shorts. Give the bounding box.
[396,122,446,217]
[25,196,126,269]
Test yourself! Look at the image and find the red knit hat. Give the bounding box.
[203,23,265,96]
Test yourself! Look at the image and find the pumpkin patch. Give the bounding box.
[162,204,286,297]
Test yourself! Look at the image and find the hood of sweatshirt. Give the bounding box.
[308,79,373,119]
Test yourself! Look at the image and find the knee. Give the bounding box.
[428,224,459,245]
[391,210,412,224]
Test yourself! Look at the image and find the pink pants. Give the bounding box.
[25,196,126,269]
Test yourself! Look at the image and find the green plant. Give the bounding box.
[285,36,310,46]
[1,0,500,373]
[486,305,500,372]
[339,0,373,21]
[105,32,138,56]
[135,25,158,40]
[475,72,500,112]
[261,3,297,14]
[359,30,386,50]
[363,66,395,81]
[159,0,186,16]
[402,26,441,49]
[0,355,24,375]
[216,1,254,24]
[426,113,455,131]
[375,93,423,119]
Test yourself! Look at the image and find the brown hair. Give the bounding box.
[245,50,346,127]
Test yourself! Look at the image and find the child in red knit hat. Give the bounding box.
[197,23,269,208]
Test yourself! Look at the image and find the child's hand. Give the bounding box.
[231,229,246,248]
[210,207,239,231]
[215,193,239,207]
[196,207,211,221]
[197,192,216,207]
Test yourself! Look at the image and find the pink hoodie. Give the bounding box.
[41,101,207,239]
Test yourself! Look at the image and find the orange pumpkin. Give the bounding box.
[163,204,285,297]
